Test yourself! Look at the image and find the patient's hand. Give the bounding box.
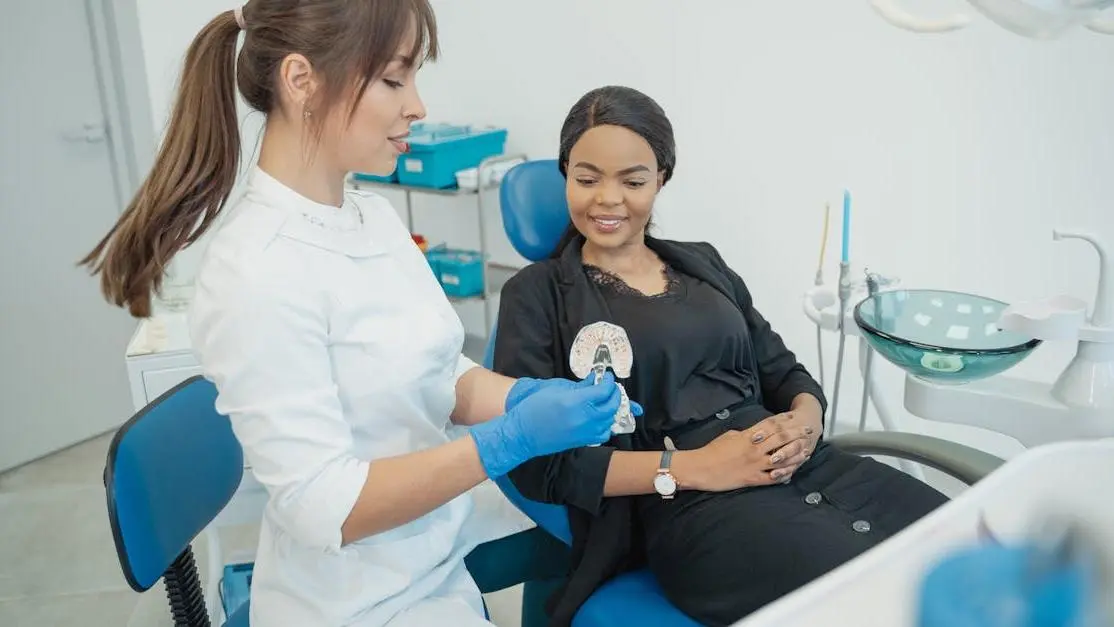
[763,410,823,482]
[684,416,814,492]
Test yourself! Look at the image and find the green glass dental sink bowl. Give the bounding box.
[853,289,1042,385]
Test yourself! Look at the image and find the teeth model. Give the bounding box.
[570,322,636,435]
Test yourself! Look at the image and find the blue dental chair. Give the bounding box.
[488,159,1009,627]
[489,159,700,626]
[103,375,572,627]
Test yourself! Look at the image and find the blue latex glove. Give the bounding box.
[506,375,644,417]
[471,373,625,478]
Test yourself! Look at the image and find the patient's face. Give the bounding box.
[566,125,662,251]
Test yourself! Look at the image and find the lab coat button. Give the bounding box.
[804,492,822,505]
[852,520,871,533]
[715,409,731,420]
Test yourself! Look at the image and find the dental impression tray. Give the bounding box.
[570,321,636,436]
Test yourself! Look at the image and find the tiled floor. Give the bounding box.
[0,434,140,625]
[0,433,523,626]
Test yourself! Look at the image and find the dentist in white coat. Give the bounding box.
[80,2,637,625]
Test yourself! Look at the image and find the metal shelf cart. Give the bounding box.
[346,153,527,332]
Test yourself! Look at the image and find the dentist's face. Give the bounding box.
[565,124,663,251]
[324,35,427,177]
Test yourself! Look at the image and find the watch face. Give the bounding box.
[654,473,677,496]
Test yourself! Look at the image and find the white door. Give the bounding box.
[0,1,137,472]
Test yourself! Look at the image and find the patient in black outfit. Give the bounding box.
[492,85,950,627]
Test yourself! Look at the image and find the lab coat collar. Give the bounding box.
[247,166,385,257]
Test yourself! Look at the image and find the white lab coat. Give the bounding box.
[188,167,533,626]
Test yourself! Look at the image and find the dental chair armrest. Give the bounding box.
[829,431,1006,486]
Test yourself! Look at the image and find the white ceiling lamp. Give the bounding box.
[869,0,1114,37]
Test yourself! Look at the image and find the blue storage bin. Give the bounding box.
[352,171,397,184]
[397,125,508,189]
[220,562,253,618]
[426,247,485,298]
[424,243,445,277]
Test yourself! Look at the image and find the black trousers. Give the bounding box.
[637,441,949,626]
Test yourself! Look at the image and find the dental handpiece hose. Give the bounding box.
[815,266,826,388]
[814,203,831,388]
[827,261,852,439]
[858,272,880,432]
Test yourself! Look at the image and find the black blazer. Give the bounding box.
[492,235,827,626]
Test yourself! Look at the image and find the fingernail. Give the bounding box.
[752,432,766,443]
[770,470,783,479]
[771,454,783,464]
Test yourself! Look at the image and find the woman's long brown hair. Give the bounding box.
[80,0,438,318]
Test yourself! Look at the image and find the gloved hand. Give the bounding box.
[471,372,627,478]
[506,376,644,417]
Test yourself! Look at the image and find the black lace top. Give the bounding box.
[583,263,683,300]
[581,262,759,436]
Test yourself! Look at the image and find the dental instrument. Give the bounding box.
[826,190,854,439]
[869,0,1114,38]
[570,321,637,436]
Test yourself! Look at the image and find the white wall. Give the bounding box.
[134,0,1114,463]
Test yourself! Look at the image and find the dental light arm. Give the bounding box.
[869,0,1114,38]
[869,0,971,33]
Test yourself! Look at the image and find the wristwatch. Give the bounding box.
[654,450,678,500]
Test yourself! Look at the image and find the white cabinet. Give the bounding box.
[124,312,203,410]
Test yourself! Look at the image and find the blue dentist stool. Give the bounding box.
[104,376,250,626]
[105,374,572,627]
[491,159,700,627]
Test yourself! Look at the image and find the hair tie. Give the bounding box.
[233,6,246,30]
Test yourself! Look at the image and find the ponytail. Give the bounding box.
[80,10,242,318]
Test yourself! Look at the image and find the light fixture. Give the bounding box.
[869,0,1114,37]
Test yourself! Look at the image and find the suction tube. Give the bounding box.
[858,272,882,431]
[828,328,849,438]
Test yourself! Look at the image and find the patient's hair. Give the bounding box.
[79,0,438,318]
[551,85,676,257]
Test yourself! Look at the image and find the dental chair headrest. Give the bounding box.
[499,159,570,262]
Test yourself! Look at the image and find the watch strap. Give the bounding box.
[658,449,673,472]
